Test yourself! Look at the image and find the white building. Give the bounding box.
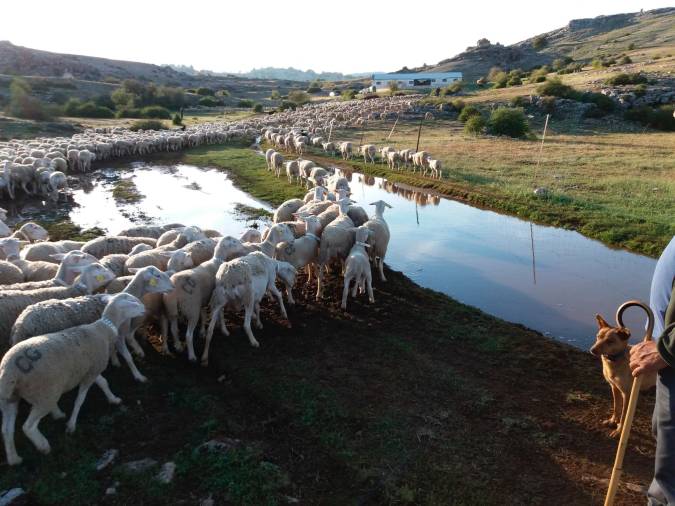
[371,72,463,91]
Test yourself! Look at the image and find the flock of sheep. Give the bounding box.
[0,98,419,466]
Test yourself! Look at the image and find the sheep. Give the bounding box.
[285,160,300,184]
[0,239,60,283]
[67,149,79,171]
[297,160,316,179]
[271,152,284,178]
[322,141,336,156]
[156,226,207,247]
[82,236,157,259]
[412,151,430,173]
[308,167,328,188]
[124,249,178,273]
[0,221,9,238]
[22,240,86,263]
[339,141,353,160]
[47,171,67,194]
[202,252,295,365]
[181,239,216,266]
[11,223,48,243]
[316,198,355,300]
[265,148,275,171]
[426,159,442,179]
[239,223,294,258]
[118,224,182,239]
[341,226,374,310]
[275,215,322,296]
[239,229,261,244]
[360,144,377,164]
[161,236,239,361]
[129,243,153,255]
[1,251,97,291]
[99,254,129,277]
[386,151,400,170]
[78,150,95,172]
[0,262,24,286]
[347,204,369,227]
[365,200,392,282]
[325,175,350,195]
[0,263,116,352]
[0,292,146,465]
[273,198,304,223]
[303,186,327,204]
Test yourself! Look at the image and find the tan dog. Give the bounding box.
[590,314,656,438]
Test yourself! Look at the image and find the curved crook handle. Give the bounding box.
[615,300,654,342]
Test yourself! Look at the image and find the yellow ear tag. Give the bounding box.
[95,274,105,283]
[149,278,157,287]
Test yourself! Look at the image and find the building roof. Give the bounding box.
[372,72,463,80]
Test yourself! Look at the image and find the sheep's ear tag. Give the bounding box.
[95,274,105,282]
[149,278,157,287]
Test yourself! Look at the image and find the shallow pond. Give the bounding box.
[3,160,657,349]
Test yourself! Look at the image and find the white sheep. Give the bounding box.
[273,199,304,223]
[285,160,300,184]
[341,226,374,310]
[22,240,86,264]
[275,215,322,295]
[82,236,157,258]
[339,142,353,160]
[316,198,355,300]
[360,144,377,164]
[11,223,48,243]
[365,200,392,282]
[239,229,261,244]
[1,250,97,291]
[271,152,284,178]
[0,292,146,465]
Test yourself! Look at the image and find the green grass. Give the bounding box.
[111,178,144,204]
[230,203,273,221]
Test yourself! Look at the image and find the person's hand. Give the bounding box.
[629,341,668,377]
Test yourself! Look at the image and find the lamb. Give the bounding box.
[11,223,48,243]
[271,152,284,178]
[99,254,129,277]
[341,226,374,310]
[365,200,392,282]
[285,160,300,184]
[47,171,67,194]
[339,141,353,160]
[0,292,146,465]
[156,226,204,247]
[1,250,97,291]
[426,159,442,179]
[202,252,295,365]
[275,215,322,298]
[181,239,216,266]
[82,236,157,258]
[0,262,24,286]
[360,144,377,164]
[22,240,86,263]
[316,198,355,300]
[265,149,275,171]
[78,150,95,172]
[273,198,304,223]
[239,229,261,244]
[239,223,295,258]
[124,249,178,273]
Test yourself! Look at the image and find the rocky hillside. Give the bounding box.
[406,7,675,81]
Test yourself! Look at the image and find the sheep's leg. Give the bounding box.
[95,375,122,404]
[316,263,325,300]
[185,318,198,362]
[159,315,172,355]
[116,338,147,383]
[170,318,184,352]
[285,282,295,305]
[1,400,21,465]
[126,329,145,358]
[66,381,94,434]
[268,284,288,319]
[200,308,208,338]
[366,270,375,303]
[243,302,260,347]
[202,302,225,367]
[22,404,51,454]
[253,302,263,329]
[341,275,351,310]
[50,405,66,420]
[378,257,387,282]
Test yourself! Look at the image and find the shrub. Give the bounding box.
[450,99,466,112]
[540,96,557,114]
[537,78,579,99]
[115,107,142,118]
[441,81,463,96]
[634,83,647,97]
[253,103,263,113]
[532,35,547,50]
[510,96,526,107]
[172,113,182,125]
[580,92,615,113]
[270,90,281,100]
[139,105,171,119]
[307,80,322,94]
[279,100,297,111]
[341,89,357,101]
[5,78,52,120]
[628,42,636,50]
[64,99,114,118]
[624,105,675,131]
[217,89,230,97]
[618,55,633,65]
[387,81,400,96]
[196,87,215,96]
[198,97,221,107]
[129,120,167,131]
[487,107,529,138]
[464,115,486,135]
[507,76,522,86]
[458,105,481,123]
[491,72,508,89]
[604,72,647,85]
[288,90,310,105]
[552,57,573,71]
[237,99,254,108]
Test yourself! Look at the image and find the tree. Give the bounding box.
[111,88,135,108]
[5,78,51,120]
[270,90,281,100]
[532,35,547,50]
[477,38,491,47]
[388,81,400,95]
[288,90,310,105]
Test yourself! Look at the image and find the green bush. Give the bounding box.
[580,92,615,113]
[172,113,182,125]
[237,99,254,108]
[270,90,281,100]
[115,107,142,118]
[253,103,263,113]
[618,55,633,65]
[464,115,486,135]
[217,89,230,97]
[307,80,322,94]
[196,87,215,96]
[341,89,357,100]
[532,35,547,50]
[507,76,522,86]
[510,96,526,107]
[139,105,171,119]
[537,78,579,99]
[288,90,310,105]
[440,81,463,96]
[634,83,647,97]
[198,97,221,107]
[279,100,297,111]
[624,105,675,131]
[129,119,167,131]
[604,72,647,85]
[66,99,114,118]
[487,107,529,138]
[552,57,573,71]
[450,99,466,112]
[491,72,508,89]
[5,78,52,120]
[458,105,481,123]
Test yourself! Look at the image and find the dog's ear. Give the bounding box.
[595,314,610,329]
[617,327,631,340]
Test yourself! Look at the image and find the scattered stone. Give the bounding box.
[105,486,117,496]
[156,462,176,484]
[96,449,119,471]
[624,482,646,493]
[200,496,214,506]
[197,438,242,454]
[283,495,300,504]
[121,458,158,473]
[0,488,25,506]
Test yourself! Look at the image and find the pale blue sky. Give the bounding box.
[3,1,673,73]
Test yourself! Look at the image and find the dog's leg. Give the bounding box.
[603,385,621,426]
[610,390,628,438]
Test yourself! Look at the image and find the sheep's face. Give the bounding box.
[108,293,146,320]
[354,226,370,244]
[142,266,174,294]
[0,207,7,222]
[21,223,49,241]
[0,238,21,259]
[82,264,115,290]
[62,251,97,269]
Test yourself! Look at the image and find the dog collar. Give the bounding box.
[99,317,118,336]
[604,348,628,362]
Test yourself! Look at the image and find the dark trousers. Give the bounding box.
[649,367,675,505]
